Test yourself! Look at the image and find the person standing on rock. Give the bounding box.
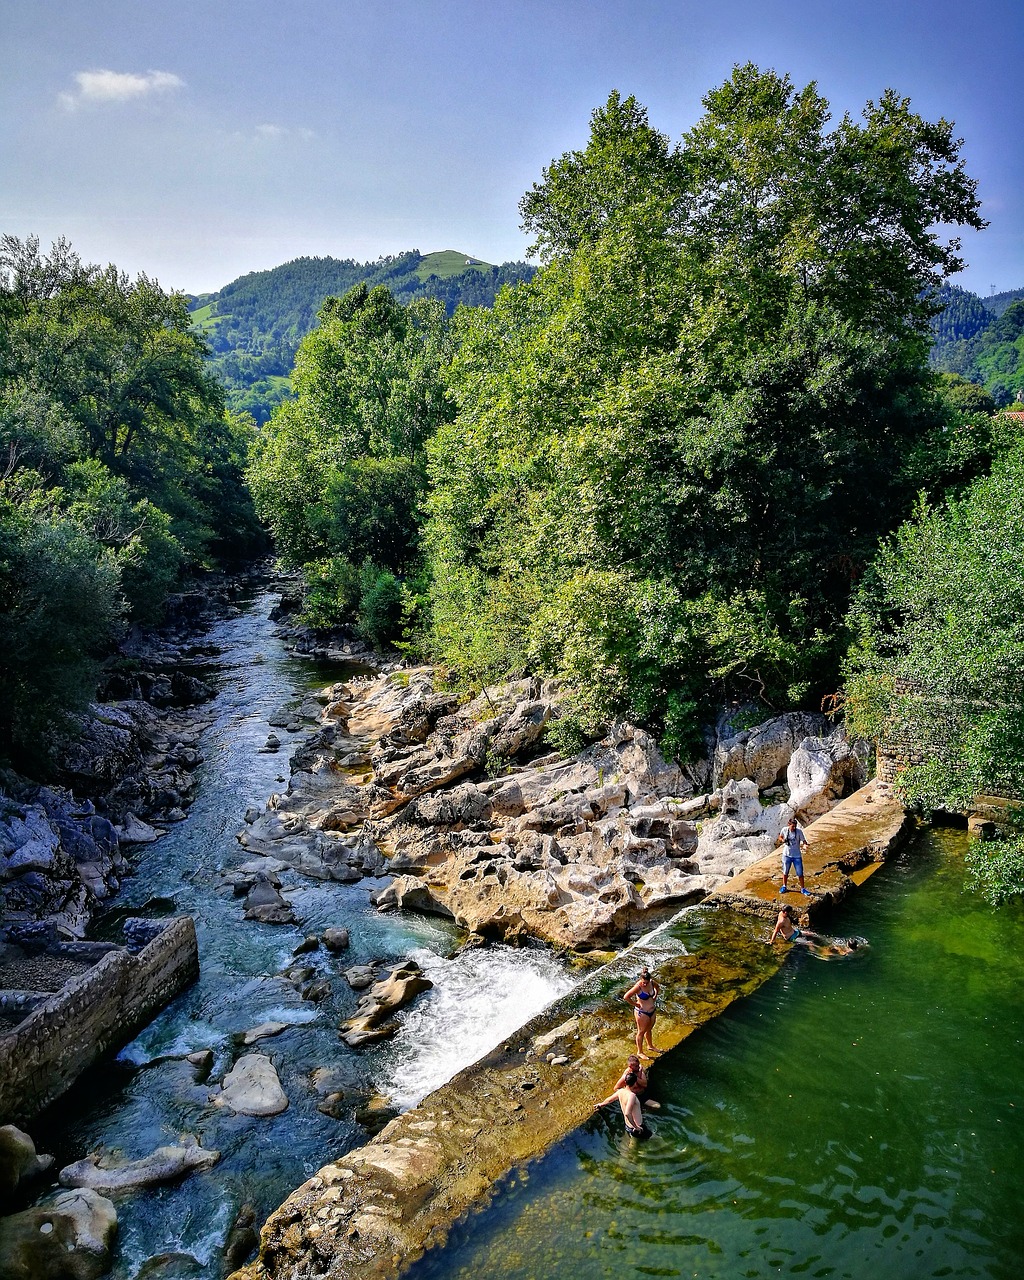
[776,817,811,895]
[624,967,660,1059]
[593,1071,651,1138]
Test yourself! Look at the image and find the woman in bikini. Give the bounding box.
[623,967,660,1059]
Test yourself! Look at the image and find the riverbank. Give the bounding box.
[232,781,912,1280]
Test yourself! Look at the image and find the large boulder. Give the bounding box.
[58,702,155,786]
[58,1138,220,1192]
[0,1125,54,1199]
[211,1054,289,1116]
[714,712,829,788]
[787,730,868,823]
[0,1188,117,1280]
[243,877,296,925]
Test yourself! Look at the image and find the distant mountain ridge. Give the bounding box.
[930,282,1024,404]
[189,249,535,422]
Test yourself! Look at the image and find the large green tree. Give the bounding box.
[845,438,1024,811]
[247,283,453,640]
[426,67,984,753]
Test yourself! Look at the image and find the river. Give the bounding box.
[407,828,1024,1280]
[30,585,574,1280]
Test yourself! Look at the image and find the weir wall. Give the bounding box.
[0,916,199,1125]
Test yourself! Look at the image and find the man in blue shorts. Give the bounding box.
[776,816,810,895]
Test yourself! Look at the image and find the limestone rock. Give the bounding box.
[715,712,829,789]
[212,1054,289,1116]
[58,1138,220,1191]
[0,1188,117,1280]
[240,1021,288,1046]
[344,964,376,990]
[340,960,432,1048]
[0,1125,54,1198]
[243,877,296,926]
[114,813,164,844]
[787,730,868,824]
[322,927,350,953]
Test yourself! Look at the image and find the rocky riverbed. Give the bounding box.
[237,666,869,951]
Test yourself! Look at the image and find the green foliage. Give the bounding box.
[299,555,361,631]
[425,68,982,758]
[248,284,452,632]
[964,834,1024,907]
[845,440,1024,810]
[189,251,535,423]
[0,476,123,767]
[928,286,1024,406]
[0,234,263,768]
[356,560,403,650]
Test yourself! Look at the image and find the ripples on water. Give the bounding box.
[32,589,573,1279]
[409,830,1024,1280]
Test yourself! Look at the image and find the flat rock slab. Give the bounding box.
[212,1054,288,1116]
[705,780,915,917]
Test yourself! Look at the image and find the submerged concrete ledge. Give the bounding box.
[233,781,912,1280]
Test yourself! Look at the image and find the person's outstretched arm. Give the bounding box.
[594,1092,619,1110]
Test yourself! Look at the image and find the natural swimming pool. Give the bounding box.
[408,828,1024,1280]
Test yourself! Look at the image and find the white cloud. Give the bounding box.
[253,123,316,142]
[59,69,185,110]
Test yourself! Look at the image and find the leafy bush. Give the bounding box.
[299,555,361,630]
[964,835,1024,907]
[356,561,404,650]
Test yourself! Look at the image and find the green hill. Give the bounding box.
[188,250,534,423]
[930,282,1024,404]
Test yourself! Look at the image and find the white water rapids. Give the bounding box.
[382,944,577,1111]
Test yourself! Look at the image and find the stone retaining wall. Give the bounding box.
[0,916,199,1125]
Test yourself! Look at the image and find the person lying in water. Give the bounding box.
[769,907,866,957]
[594,1071,651,1137]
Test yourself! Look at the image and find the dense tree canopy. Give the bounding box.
[246,283,454,644]
[425,67,984,753]
[0,234,262,768]
[845,437,1024,811]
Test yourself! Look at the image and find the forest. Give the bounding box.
[930,281,1024,401]
[188,251,535,424]
[0,234,263,771]
[5,64,1024,896]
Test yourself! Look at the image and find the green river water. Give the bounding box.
[410,829,1024,1280]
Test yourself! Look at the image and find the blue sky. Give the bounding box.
[2,0,1022,295]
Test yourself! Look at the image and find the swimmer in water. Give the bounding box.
[769,905,826,947]
[594,1070,651,1138]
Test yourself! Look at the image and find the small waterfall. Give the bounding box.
[382,945,577,1111]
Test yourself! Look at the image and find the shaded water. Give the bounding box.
[410,830,1024,1280]
[31,588,572,1278]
